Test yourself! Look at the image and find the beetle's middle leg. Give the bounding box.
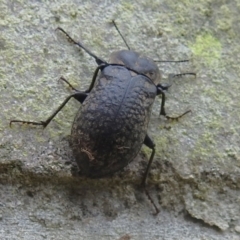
[59,64,106,96]
[142,134,156,186]
[10,92,88,128]
[141,134,159,214]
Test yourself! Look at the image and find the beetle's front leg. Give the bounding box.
[156,83,171,116]
[156,83,191,120]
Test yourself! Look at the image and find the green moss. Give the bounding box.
[142,145,152,156]
[190,33,222,65]
[153,134,169,157]
[121,1,134,11]
[178,0,191,7]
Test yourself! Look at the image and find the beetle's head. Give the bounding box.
[109,50,160,83]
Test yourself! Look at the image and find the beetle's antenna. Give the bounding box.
[154,59,189,63]
[169,72,196,79]
[56,27,107,65]
[112,20,131,50]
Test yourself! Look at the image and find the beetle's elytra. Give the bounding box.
[10,22,195,214]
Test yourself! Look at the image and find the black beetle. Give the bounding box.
[10,22,194,213]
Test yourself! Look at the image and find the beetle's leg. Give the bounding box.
[59,64,106,94]
[157,83,191,120]
[165,110,191,120]
[142,134,156,186]
[61,64,106,94]
[156,84,170,116]
[85,65,105,93]
[56,27,107,66]
[141,134,159,214]
[72,91,88,104]
[10,92,88,128]
[56,27,109,92]
[59,77,80,92]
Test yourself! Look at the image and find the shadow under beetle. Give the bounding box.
[10,21,195,214]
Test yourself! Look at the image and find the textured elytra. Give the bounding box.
[71,64,157,177]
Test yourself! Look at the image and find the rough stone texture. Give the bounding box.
[1,0,240,239]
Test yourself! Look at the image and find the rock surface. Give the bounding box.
[1,0,240,239]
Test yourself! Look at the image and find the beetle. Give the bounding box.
[10,22,194,213]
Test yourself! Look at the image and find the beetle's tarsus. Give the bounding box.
[144,188,160,215]
[10,120,46,128]
[165,109,191,121]
[171,72,196,79]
